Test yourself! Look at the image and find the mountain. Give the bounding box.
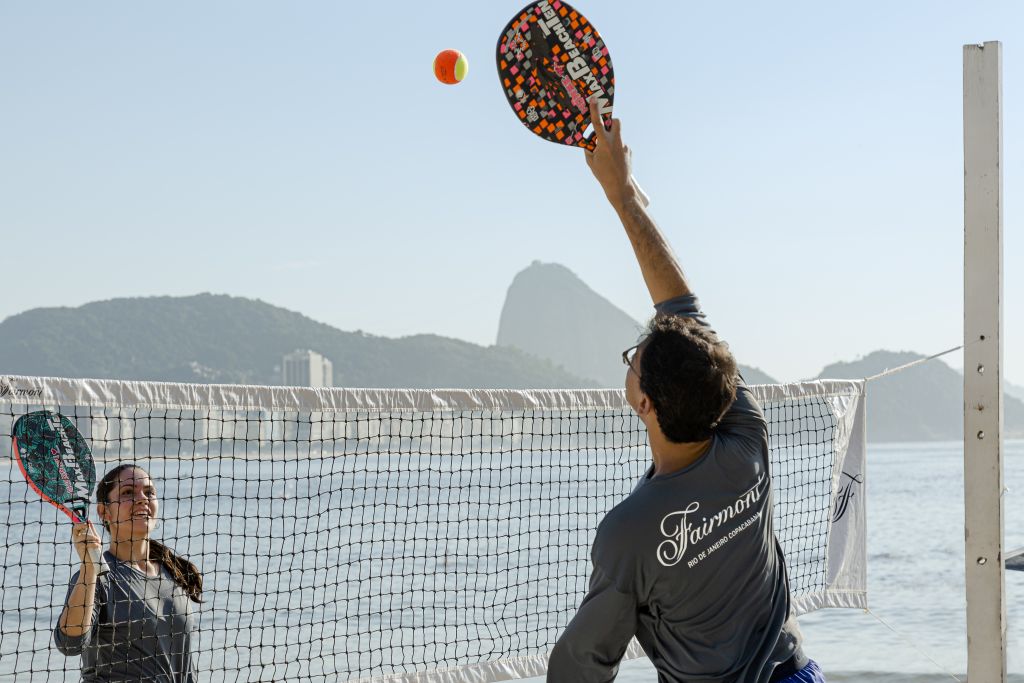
[7,275,1020,444]
[1008,380,1024,404]
[817,350,1024,441]
[496,261,778,387]
[0,294,594,389]
[496,263,1024,442]
[736,366,778,386]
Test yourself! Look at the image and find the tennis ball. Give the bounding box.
[434,49,469,85]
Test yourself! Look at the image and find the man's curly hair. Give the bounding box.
[637,315,739,443]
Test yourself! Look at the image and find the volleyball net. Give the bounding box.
[0,375,866,682]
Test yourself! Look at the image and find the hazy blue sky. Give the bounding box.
[2,1,1021,384]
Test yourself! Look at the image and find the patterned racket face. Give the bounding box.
[12,410,96,523]
[496,0,615,150]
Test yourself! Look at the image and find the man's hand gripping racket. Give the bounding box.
[584,96,646,208]
[496,0,650,206]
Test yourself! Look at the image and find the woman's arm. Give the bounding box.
[56,522,104,641]
[57,566,100,637]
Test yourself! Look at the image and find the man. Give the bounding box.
[545,98,824,683]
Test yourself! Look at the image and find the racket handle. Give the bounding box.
[630,175,650,207]
[87,545,109,576]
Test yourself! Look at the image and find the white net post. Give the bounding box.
[963,40,1008,682]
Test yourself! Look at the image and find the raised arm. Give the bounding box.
[56,522,103,647]
[585,97,690,304]
[58,568,99,638]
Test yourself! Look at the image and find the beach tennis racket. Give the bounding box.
[12,410,108,575]
[496,0,650,205]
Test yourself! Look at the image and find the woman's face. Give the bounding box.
[101,467,159,541]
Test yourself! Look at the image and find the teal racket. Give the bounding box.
[12,410,107,575]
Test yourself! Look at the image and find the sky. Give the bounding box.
[1,1,1022,384]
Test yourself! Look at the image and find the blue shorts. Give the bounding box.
[777,659,825,683]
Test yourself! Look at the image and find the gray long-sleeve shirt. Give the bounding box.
[547,295,801,682]
[54,551,198,683]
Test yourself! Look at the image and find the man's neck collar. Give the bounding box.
[649,434,712,477]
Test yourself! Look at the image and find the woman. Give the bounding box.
[54,464,202,682]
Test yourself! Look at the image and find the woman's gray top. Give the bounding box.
[54,551,198,683]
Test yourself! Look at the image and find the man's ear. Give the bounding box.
[636,395,667,441]
[636,393,654,419]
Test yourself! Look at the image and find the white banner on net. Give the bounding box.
[757,381,868,616]
[0,375,865,683]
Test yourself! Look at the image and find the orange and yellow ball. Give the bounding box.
[434,49,469,85]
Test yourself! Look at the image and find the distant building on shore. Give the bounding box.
[282,349,333,388]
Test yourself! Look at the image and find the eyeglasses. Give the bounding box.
[621,343,641,377]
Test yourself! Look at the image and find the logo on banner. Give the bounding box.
[0,381,42,399]
[832,471,863,523]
